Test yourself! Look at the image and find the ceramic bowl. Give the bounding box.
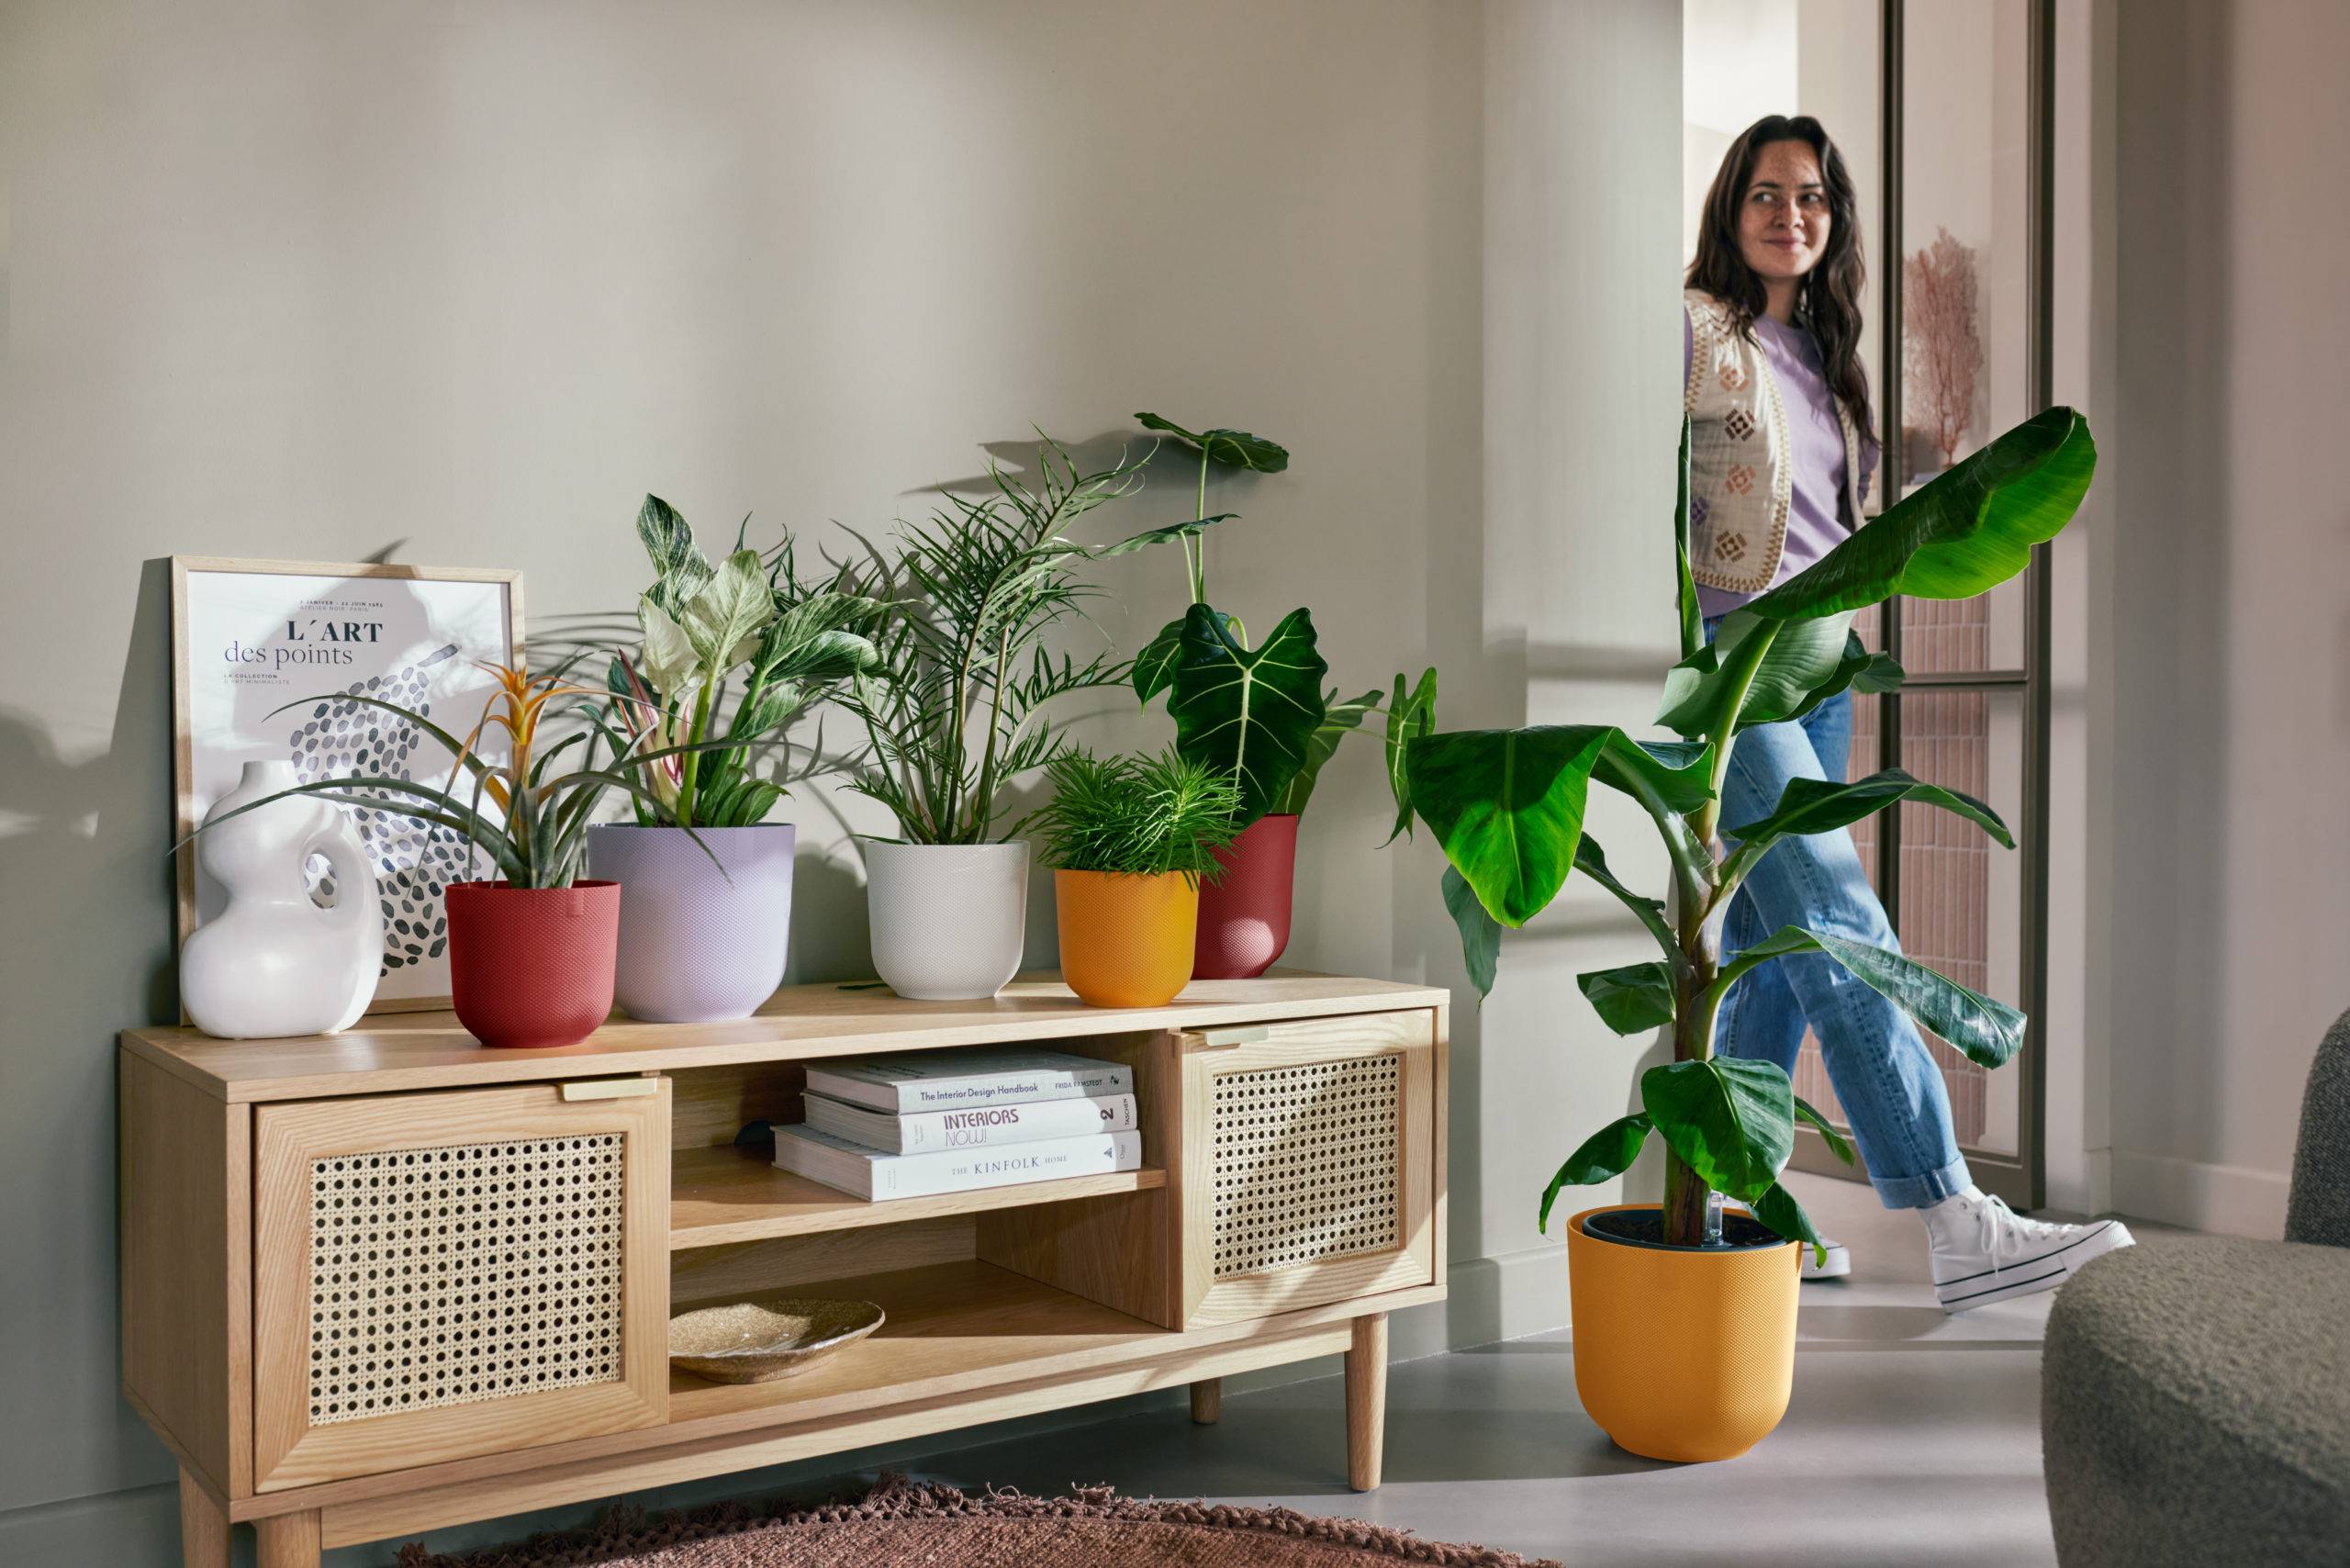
[666,1297,886,1383]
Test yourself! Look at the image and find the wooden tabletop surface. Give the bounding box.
[120,969,1449,1102]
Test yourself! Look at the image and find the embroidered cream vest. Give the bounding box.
[1683,287,1866,597]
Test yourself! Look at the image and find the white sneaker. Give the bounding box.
[1927,1191,2135,1311]
[1800,1237,1852,1280]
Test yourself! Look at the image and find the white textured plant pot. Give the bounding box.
[865,840,1028,1001]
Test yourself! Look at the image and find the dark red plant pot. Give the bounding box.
[1193,812,1299,980]
[445,880,621,1049]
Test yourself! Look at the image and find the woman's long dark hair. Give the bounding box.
[1687,114,1874,437]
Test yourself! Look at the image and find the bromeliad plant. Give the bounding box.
[606,495,883,829]
[1127,411,1432,833]
[186,659,703,888]
[839,434,1153,844]
[1404,408,2098,1256]
[1028,746,1244,879]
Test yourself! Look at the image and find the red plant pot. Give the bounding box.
[444,880,621,1049]
[1193,812,1299,980]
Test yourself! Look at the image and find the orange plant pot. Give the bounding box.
[1053,868,1199,1009]
[1565,1204,1800,1462]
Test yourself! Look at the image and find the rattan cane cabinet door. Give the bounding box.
[1177,1011,1437,1326]
[252,1081,670,1491]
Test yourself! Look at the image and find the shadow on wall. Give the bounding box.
[0,558,183,1497]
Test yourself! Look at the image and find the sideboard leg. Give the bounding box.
[1345,1311,1389,1492]
[177,1468,229,1568]
[1190,1377,1223,1424]
[255,1510,321,1568]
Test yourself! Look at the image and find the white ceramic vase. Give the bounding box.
[864,840,1028,1000]
[181,760,383,1039]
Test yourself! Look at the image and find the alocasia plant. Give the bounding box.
[1126,410,1427,834]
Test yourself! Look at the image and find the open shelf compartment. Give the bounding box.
[669,1144,1169,1249]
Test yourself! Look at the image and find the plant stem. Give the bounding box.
[1192,448,1210,602]
[1660,623,1776,1249]
[674,682,714,828]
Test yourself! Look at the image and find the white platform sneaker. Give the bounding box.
[1926,1189,2135,1311]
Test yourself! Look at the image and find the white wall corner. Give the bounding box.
[2109,1148,2289,1240]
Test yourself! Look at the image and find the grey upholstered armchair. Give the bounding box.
[2040,1009,2350,1565]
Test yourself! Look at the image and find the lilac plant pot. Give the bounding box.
[588,823,795,1023]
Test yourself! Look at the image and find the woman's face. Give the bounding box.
[1738,139,1831,284]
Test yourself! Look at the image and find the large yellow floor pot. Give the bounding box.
[1566,1204,1800,1462]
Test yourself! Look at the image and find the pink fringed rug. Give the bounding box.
[397,1475,1561,1568]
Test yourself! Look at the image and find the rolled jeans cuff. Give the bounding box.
[1869,1152,1975,1210]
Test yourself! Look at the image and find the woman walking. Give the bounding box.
[1683,115,2131,1308]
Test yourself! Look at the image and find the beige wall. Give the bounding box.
[0,1,1683,1557]
[2094,0,2350,1236]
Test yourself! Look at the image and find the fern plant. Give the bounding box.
[1029,747,1243,879]
[839,434,1151,845]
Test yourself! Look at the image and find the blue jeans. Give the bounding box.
[1707,622,1973,1210]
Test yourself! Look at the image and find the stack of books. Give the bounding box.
[774,1047,1142,1201]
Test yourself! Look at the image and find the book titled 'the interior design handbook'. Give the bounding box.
[773,1123,1144,1201]
[802,1047,1134,1114]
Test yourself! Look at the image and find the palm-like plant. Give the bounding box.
[1404,409,2098,1254]
[839,435,1150,844]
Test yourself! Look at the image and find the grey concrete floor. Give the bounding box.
[890,1173,2132,1567]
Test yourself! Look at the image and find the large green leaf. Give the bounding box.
[1577,961,1677,1036]
[1640,1057,1794,1206]
[1746,407,2096,620]
[1725,767,2011,882]
[1656,610,1860,738]
[636,493,714,616]
[1572,836,1678,960]
[1381,666,1437,846]
[1751,1182,1825,1265]
[1673,415,1703,661]
[1168,602,1328,826]
[1135,413,1291,473]
[1441,864,1500,1001]
[1539,1114,1653,1231]
[1098,514,1238,557]
[1274,687,1383,816]
[1406,725,1711,927]
[1793,1096,1855,1166]
[1721,925,2026,1069]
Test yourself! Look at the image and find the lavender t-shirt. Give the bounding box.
[1687,312,1877,618]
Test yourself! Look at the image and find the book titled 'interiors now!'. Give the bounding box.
[773,1123,1144,1201]
[802,1047,1133,1113]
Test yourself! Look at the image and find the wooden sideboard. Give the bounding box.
[120,970,1449,1568]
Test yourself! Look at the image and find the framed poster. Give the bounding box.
[172,557,523,1013]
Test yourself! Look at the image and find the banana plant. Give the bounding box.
[1125,410,1429,834]
[1404,408,2097,1253]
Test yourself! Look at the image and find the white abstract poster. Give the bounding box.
[173,560,520,1009]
